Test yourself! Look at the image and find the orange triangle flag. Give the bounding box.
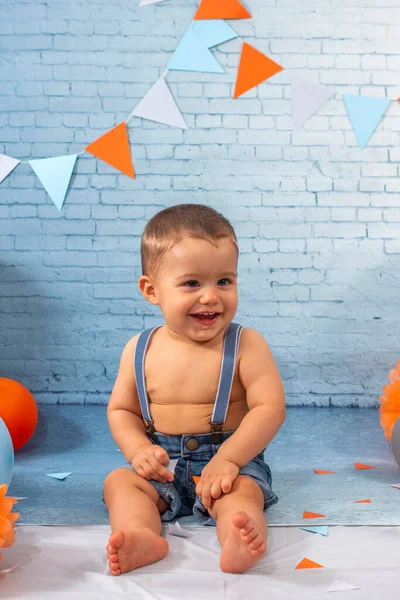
[193,476,201,484]
[233,42,284,98]
[354,498,371,503]
[314,469,335,475]
[295,557,324,570]
[303,511,326,519]
[194,0,251,20]
[85,122,135,178]
[354,462,374,470]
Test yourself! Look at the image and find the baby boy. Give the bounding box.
[104,203,285,575]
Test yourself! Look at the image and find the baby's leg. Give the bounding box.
[208,475,267,574]
[104,468,169,575]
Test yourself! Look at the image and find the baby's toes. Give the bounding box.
[250,537,266,555]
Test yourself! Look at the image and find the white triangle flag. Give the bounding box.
[128,76,187,129]
[0,153,20,183]
[29,154,78,211]
[327,578,360,593]
[139,0,169,6]
[291,76,335,130]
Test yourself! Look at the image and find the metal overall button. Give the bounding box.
[186,438,200,451]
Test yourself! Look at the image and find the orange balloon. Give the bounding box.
[0,378,38,451]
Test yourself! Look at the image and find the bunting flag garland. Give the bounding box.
[194,0,252,20]
[128,76,187,129]
[343,94,391,150]
[85,122,135,178]
[233,42,284,98]
[29,154,78,211]
[167,27,224,73]
[192,19,238,48]
[0,154,20,184]
[291,76,336,130]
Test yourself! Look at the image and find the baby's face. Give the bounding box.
[147,236,238,342]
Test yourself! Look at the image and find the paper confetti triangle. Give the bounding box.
[194,0,251,20]
[46,472,71,480]
[192,19,238,48]
[314,469,336,475]
[129,77,187,129]
[327,578,360,593]
[85,122,135,178]
[354,498,371,503]
[166,458,178,475]
[389,483,400,490]
[343,94,391,150]
[193,475,201,484]
[29,154,78,211]
[0,153,20,184]
[139,0,169,6]
[354,462,375,470]
[300,526,329,536]
[295,557,324,570]
[291,77,335,130]
[303,511,326,519]
[167,27,224,73]
[167,521,198,538]
[233,42,283,98]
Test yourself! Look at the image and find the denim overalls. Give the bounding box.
[119,322,278,526]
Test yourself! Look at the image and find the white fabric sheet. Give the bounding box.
[0,525,398,599]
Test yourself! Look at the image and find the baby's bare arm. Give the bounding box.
[107,336,153,463]
[217,328,286,467]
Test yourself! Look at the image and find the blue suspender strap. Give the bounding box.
[134,325,161,442]
[210,322,243,444]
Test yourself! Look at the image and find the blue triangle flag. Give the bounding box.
[343,94,391,150]
[192,19,237,48]
[46,472,72,480]
[29,154,78,211]
[300,525,329,536]
[167,27,224,73]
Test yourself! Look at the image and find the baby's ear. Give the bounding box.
[138,276,159,305]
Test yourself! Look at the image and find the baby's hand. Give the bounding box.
[131,444,174,483]
[196,456,239,510]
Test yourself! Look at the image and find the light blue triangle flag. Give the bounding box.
[46,472,72,480]
[167,27,224,73]
[29,154,78,211]
[192,19,237,48]
[343,94,391,150]
[300,525,329,536]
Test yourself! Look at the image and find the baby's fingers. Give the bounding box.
[148,455,174,482]
[221,476,234,494]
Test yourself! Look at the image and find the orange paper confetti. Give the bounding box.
[233,42,284,99]
[314,469,336,475]
[194,0,251,20]
[193,476,200,484]
[354,499,371,503]
[295,557,324,570]
[85,122,135,178]
[0,484,19,561]
[354,462,375,470]
[303,511,326,519]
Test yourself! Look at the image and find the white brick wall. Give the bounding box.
[0,0,399,406]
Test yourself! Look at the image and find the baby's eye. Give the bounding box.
[184,279,232,287]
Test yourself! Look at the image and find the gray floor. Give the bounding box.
[9,405,400,526]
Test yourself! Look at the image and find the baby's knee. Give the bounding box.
[231,475,264,501]
[103,468,159,504]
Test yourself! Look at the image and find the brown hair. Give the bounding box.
[141,204,239,280]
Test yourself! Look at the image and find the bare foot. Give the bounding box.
[219,511,267,574]
[106,528,169,575]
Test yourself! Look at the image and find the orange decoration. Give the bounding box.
[0,484,19,561]
[194,0,251,20]
[85,122,135,178]
[0,378,38,451]
[314,469,335,475]
[303,511,326,519]
[295,557,324,570]
[192,476,201,484]
[379,361,400,441]
[354,462,374,470]
[354,499,371,503]
[233,42,284,99]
